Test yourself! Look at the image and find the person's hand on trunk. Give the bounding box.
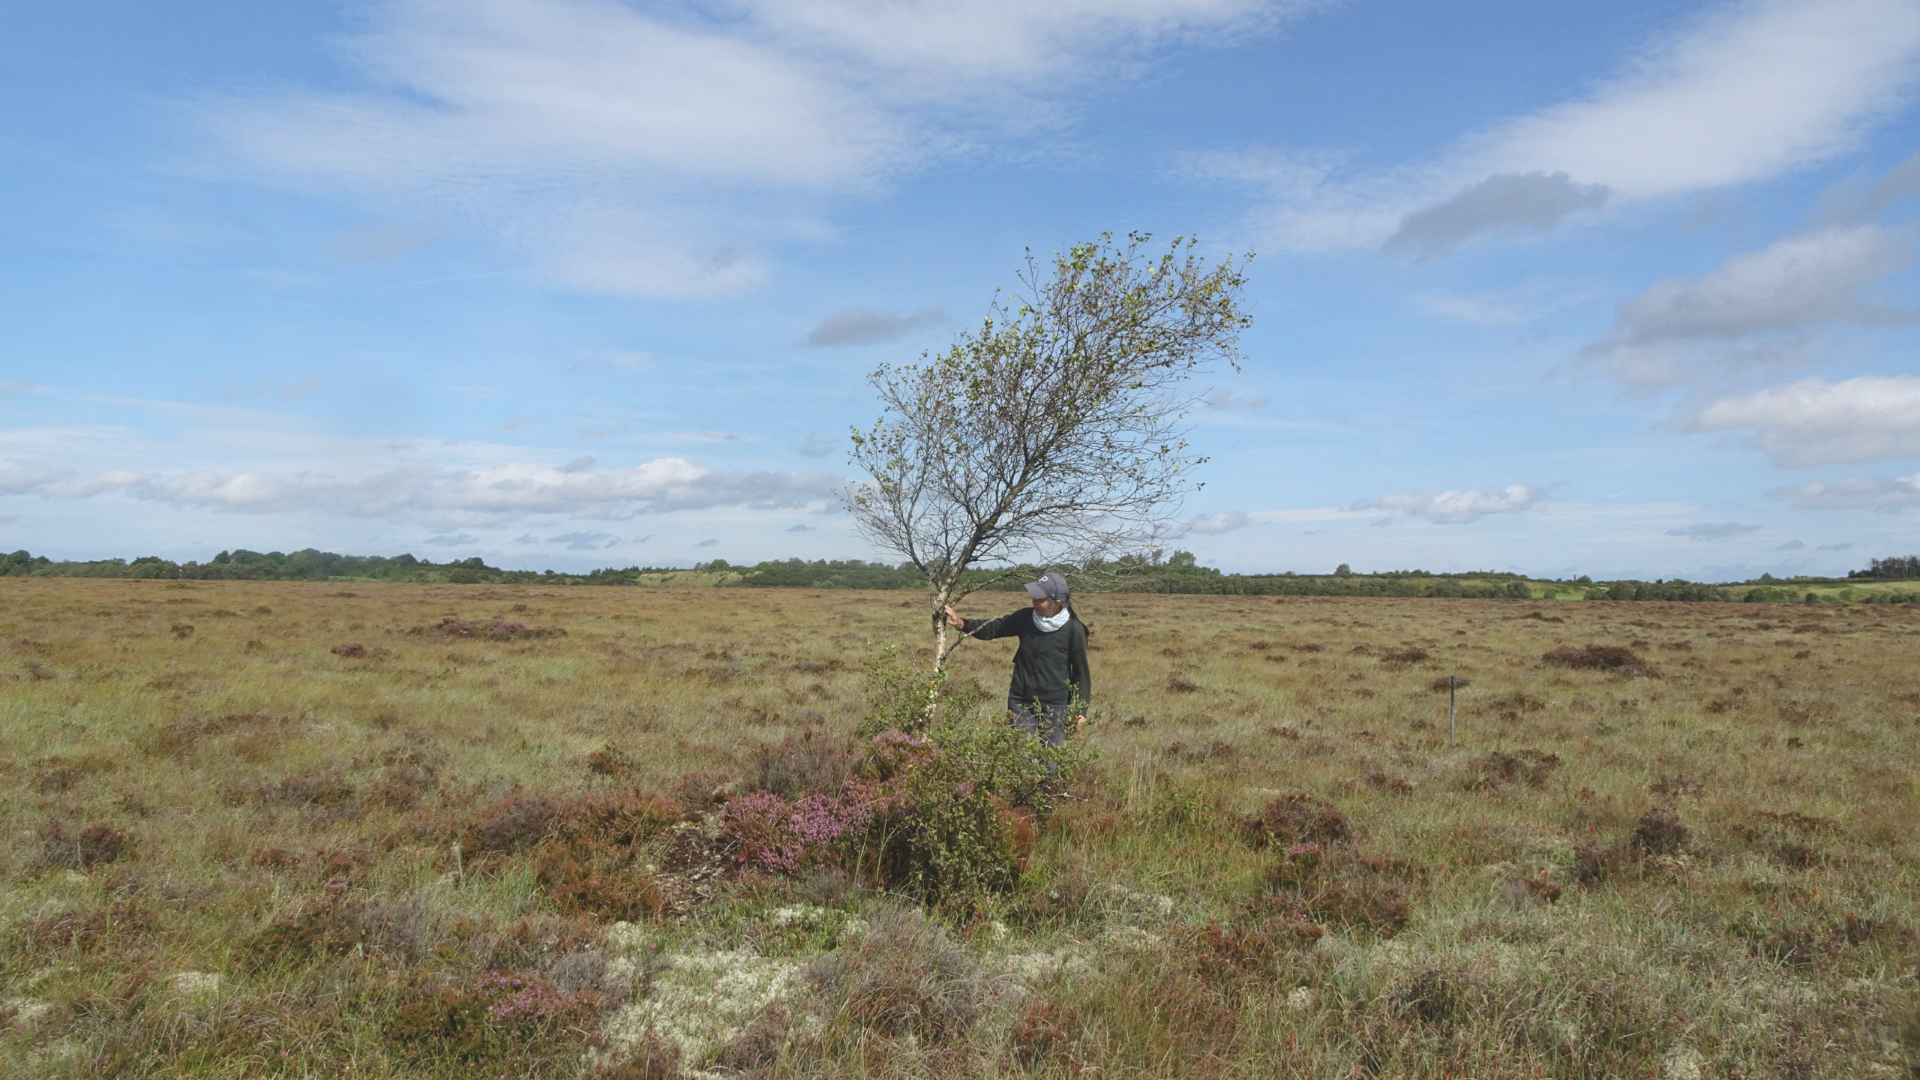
[942,605,964,629]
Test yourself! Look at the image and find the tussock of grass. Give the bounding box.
[1,580,1918,1076]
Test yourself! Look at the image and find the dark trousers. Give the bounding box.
[1007,693,1069,747]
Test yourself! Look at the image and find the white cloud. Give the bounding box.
[1664,521,1762,540]
[1349,483,1546,524]
[200,0,1307,297]
[1186,510,1249,533]
[6,453,836,526]
[1208,0,1920,252]
[1583,226,1914,387]
[1769,471,1920,510]
[1689,374,1920,465]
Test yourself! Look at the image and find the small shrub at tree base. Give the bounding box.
[723,722,1071,902]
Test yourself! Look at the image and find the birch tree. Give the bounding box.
[845,232,1252,672]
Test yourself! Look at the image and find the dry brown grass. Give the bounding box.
[1,580,1917,1077]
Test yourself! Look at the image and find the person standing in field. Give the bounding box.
[942,572,1090,747]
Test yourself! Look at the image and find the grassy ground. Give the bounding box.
[2,579,1917,1078]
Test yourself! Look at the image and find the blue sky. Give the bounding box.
[4,0,1919,580]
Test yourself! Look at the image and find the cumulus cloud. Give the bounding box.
[1664,521,1762,540]
[1688,374,1920,465]
[1205,0,1920,252]
[1818,541,1854,550]
[1584,226,1914,388]
[1385,172,1608,258]
[786,523,811,532]
[1186,510,1249,534]
[424,532,477,545]
[803,305,949,346]
[6,455,836,526]
[696,538,719,547]
[200,0,1305,297]
[1768,471,1920,509]
[1349,484,1546,524]
[1777,538,1807,549]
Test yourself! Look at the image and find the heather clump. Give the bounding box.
[387,969,598,1070]
[1470,748,1562,790]
[808,903,992,1042]
[461,794,562,855]
[413,616,565,641]
[1631,807,1691,856]
[1240,793,1352,849]
[24,901,156,957]
[1542,644,1658,676]
[1248,797,1420,938]
[1194,894,1326,982]
[750,726,860,798]
[34,820,131,870]
[531,791,684,919]
[722,721,1066,903]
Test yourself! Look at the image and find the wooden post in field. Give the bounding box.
[1448,676,1457,746]
[1446,676,1470,745]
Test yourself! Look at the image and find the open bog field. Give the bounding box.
[2,579,1917,1079]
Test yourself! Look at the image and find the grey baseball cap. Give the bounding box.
[1023,571,1069,603]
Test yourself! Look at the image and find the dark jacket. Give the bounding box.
[960,609,1091,706]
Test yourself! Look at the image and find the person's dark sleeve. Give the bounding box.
[1068,622,1092,706]
[961,610,1028,640]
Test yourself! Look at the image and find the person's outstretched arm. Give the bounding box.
[944,605,1022,639]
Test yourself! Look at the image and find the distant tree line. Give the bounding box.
[1849,555,1920,580]
[1588,580,1727,602]
[1,546,1914,602]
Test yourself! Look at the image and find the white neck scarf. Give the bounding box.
[1032,606,1071,633]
